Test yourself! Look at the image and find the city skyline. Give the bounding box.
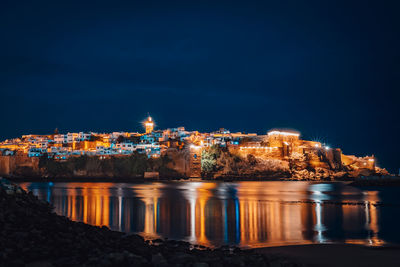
[0,116,380,181]
[0,114,389,172]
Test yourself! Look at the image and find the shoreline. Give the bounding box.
[4,175,349,183]
[6,175,400,187]
[348,177,400,187]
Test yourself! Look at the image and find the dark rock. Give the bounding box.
[9,259,25,267]
[107,252,125,264]
[152,253,168,266]
[193,262,209,267]
[25,261,54,267]
[128,253,149,265]
[99,258,112,267]
[169,252,196,264]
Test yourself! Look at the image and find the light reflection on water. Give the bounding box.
[18,181,400,248]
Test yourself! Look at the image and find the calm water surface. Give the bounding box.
[18,181,400,248]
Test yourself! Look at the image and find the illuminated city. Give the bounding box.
[0,115,386,179]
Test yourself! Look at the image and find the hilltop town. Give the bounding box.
[0,116,388,180]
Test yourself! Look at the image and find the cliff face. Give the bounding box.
[200,146,387,180]
[0,147,388,180]
[0,154,182,179]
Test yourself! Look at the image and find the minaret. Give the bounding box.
[144,115,154,134]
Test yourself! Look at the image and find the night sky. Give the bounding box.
[1,1,399,172]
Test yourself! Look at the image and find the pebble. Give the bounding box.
[193,262,209,267]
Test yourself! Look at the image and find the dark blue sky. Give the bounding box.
[1,0,399,172]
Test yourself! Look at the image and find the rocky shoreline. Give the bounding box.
[0,178,300,267]
[348,176,400,187]
[5,175,396,185]
[5,175,329,183]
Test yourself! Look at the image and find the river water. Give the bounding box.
[18,181,400,248]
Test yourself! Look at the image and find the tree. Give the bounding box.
[39,153,50,169]
[127,135,141,144]
[68,155,88,170]
[247,154,257,166]
[86,157,102,175]
[41,160,73,177]
[116,135,125,143]
[89,135,103,142]
[201,145,221,177]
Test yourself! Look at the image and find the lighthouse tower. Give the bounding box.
[144,115,154,134]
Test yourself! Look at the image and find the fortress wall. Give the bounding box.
[325,149,343,170]
[307,153,330,169]
[341,154,375,170]
[332,149,343,169]
[188,148,202,177]
[165,149,190,177]
[0,156,11,175]
[231,147,283,159]
[341,154,357,166]
[266,134,300,148]
[0,156,39,176]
